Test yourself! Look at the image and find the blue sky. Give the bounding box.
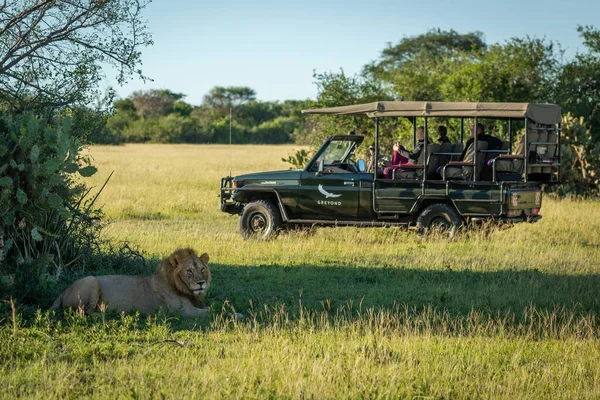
[107,0,599,105]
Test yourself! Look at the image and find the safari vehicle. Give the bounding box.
[220,101,562,239]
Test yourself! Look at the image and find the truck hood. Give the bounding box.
[235,169,303,185]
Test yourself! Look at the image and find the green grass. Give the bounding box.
[1,143,599,399]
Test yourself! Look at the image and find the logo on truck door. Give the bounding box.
[318,184,341,199]
[317,184,342,206]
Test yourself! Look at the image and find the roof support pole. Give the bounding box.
[423,117,428,183]
[557,121,561,183]
[524,117,529,183]
[460,117,464,144]
[372,117,380,214]
[374,117,379,183]
[473,117,478,181]
[413,117,417,148]
[508,118,513,154]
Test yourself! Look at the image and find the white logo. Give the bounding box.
[318,184,342,198]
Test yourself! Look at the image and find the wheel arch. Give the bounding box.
[414,197,460,216]
[415,201,464,236]
[235,189,289,221]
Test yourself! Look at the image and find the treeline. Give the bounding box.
[89,87,311,145]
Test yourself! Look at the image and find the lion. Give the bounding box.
[50,248,212,318]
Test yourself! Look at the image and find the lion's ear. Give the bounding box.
[199,253,209,264]
[169,254,179,268]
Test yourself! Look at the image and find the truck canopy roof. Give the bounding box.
[302,101,562,125]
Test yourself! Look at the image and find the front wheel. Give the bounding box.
[239,200,282,240]
[416,203,463,237]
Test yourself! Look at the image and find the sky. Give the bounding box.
[106,0,600,106]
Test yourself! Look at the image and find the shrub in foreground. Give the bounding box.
[0,113,101,304]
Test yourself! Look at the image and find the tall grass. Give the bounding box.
[1,143,599,399]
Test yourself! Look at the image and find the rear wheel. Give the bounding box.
[416,203,463,237]
[239,200,282,240]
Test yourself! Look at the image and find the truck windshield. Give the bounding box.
[314,139,357,166]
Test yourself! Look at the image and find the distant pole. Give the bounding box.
[229,106,232,145]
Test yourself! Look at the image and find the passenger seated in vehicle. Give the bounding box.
[382,127,428,178]
[397,126,428,163]
[460,123,502,160]
[366,142,390,174]
[437,125,451,144]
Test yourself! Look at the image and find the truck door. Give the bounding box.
[298,170,360,219]
[297,136,364,220]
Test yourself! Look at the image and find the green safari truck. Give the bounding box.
[220,101,561,239]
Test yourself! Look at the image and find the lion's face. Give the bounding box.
[170,249,211,297]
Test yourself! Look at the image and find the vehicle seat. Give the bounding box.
[425,143,442,179]
[481,141,509,181]
[438,142,453,167]
[450,143,463,161]
[443,141,488,180]
[393,143,437,180]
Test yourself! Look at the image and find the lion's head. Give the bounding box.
[159,248,212,302]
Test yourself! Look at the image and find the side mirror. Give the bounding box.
[316,159,324,176]
[357,159,366,173]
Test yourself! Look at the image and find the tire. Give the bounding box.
[238,200,283,240]
[416,203,463,237]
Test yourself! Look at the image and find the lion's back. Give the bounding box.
[96,275,161,314]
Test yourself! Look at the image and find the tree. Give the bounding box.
[555,26,600,135]
[438,37,558,103]
[364,29,487,90]
[106,98,138,138]
[0,0,153,112]
[578,25,600,53]
[202,86,256,116]
[552,26,600,196]
[0,1,152,303]
[310,70,394,147]
[559,113,600,195]
[131,89,185,119]
[364,29,557,103]
[172,100,192,117]
[236,101,282,127]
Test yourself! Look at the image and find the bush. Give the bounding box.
[120,115,212,143]
[250,117,296,144]
[558,113,600,196]
[282,149,313,169]
[68,107,123,145]
[0,112,102,303]
[211,118,245,144]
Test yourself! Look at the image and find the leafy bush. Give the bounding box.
[250,117,296,144]
[282,149,313,169]
[211,118,245,144]
[558,113,600,195]
[120,115,212,143]
[0,113,101,303]
[68,107,123,145]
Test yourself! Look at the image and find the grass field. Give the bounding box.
[2,143,600,399]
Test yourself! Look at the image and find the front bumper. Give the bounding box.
[219,176,240,215]
[220,202,241,215]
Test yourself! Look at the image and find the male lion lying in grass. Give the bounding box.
[51,248,214,318]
